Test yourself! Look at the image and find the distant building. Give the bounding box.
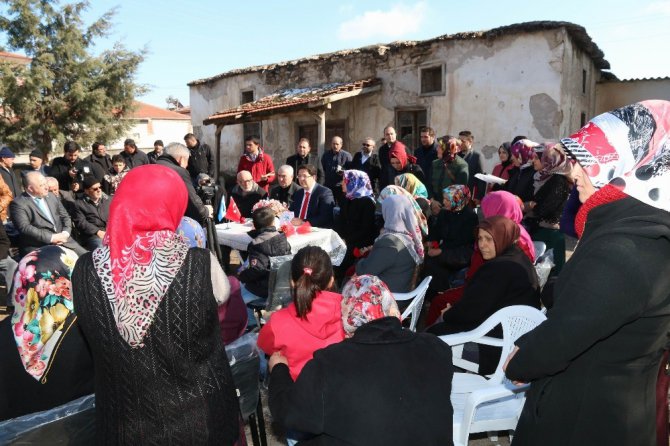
[596,75,670,115]
[109,101,192,150]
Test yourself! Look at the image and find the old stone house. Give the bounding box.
[189,21,610,177]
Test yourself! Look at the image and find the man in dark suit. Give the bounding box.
[289,164,335,229]
[458,130,486,202]
[10,172,86,256]
[72,176,110,250]
[348,137,382,194]
[285,138,324,185]
[269,165,299,208]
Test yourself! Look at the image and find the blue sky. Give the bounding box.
[11,0,670,107]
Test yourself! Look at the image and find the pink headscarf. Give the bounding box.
[481,191,536,261]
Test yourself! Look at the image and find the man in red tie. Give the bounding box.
[289,165,335,229]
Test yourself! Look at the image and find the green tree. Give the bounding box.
[0,0,145,153]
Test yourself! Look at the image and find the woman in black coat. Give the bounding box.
[268,274,453,446]
[504,100,670,446]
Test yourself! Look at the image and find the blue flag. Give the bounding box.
[217,197,226,222]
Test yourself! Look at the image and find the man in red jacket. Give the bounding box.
[237,136,275,191]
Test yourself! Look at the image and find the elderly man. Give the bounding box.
[85,142,112,180]
[0,147,21,199]
[72,176,110,250]
[156,142,211,224]
[289,164,335,228]
[184,133,215,181]
[120,138,149,169]
[348,137,381,193]
[269,165,299,208]
[50,141,95,191]
[321,136,352,206]
[378,126,404,189]
[10,171,86,256]
[286,138,323,185]
[230,170,267,218]
[237,136,275,192]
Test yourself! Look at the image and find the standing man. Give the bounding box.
[50,141,95,191]
[86,142,112,180]
[147,139,164,164]
[237,136,275,192]
[23,149,49,177]
[120,138,149,169]
[72,175,110,250]
[184,133,215,181]
[269,165,299,208]
[458,130,485,203]
[9,171,86,256]
[378,126,404,189]
[348,137,381,194]
[289,164,335,229]
[415,127,439,191]
[0,147,21,199]
[285,138,323,184]
[321,136,352,206]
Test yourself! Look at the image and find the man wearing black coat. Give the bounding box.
[269,165,299,208]
[415,127,439,187]
[184,133,215,182]
[155,143,210,224]
[71,176,110,250]
[285,139,324,185]
[85,142,112,181]
[49,141,95,191]
[321,136,351,206]
[120,138,150,169]
[458,131,486,202]
[347,137,381,194]
[230,171,267,218]
[0,147,21,199]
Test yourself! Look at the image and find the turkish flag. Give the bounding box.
[225,197,244,223]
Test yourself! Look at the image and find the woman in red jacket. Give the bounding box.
[257,246,345,380]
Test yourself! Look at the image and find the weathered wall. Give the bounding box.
[109,119,192,150]
[595,79,670,115]
[190,28,597,176]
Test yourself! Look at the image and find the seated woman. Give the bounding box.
[377,185,429,237]
[427,215,540,374]
[388,142,425,184]
[524,144,572,274]
[257,246,345,380]
[488,142,513,194]
[0,246,94,421]
[336,170,379,278]
[394,172,429,200]
[268,274,454,446]
[356,194,424,293]
[423,185,479,298]
[503,139,540,204]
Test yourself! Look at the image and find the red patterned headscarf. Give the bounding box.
[341,274,400,337]
[389,141,416,169]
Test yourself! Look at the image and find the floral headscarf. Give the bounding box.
[511,139,541,165]
[341,274,400,337]
[394,173,428,199]
[93,165,189,348]
[533,144,573,194]
[379,194,424,265]
[11,246,79,382]
[560,100,670,212]
[442,185,471,212]
[177,216,207,248]
[343,169,374,200]
[378,185,428,235]
[481,191,535,260]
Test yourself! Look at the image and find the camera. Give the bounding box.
[195,175,218,204]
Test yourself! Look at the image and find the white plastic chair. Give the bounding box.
[392,276,432,332]
[439,305,546,446]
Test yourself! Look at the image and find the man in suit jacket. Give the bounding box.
[285,138,324,185]
[347,137,382,194]
[289,164,335,229]
[9,171,86,256]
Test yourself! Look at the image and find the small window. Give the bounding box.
[582,70,587,94]
[419,65,444,95]
[241,90,255,104]
[396,109,427,150]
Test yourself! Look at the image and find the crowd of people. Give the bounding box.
[1,99,669,446]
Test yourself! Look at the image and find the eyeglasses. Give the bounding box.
[297,174,312,179]
[89,186,101,191]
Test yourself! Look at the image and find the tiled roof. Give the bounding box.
[131,101,191,120]
[600,76,670,83]
[0,51,31,64]
[203,78,381,125]
[189,21,609,86]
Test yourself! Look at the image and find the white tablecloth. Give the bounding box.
[216,222,347,266]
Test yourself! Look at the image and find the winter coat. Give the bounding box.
[356,234,417,293]
[321,150,352,189]
[257,290,345,380]
[119,150,149,169]
[187,141,215,180]
[286,153,324,185]
[238,228,291,298]
[503,165,535,204]
[430,157,469,200]
[237,152,275,191]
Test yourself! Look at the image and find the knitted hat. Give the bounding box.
[0,147,16,159]
[82,175,100,190]
[29,149,44,159]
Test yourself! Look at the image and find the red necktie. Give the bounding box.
[299,191,310,220]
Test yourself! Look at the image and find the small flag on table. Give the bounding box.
[225,197,244,223]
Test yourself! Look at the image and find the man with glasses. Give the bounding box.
[289,164,335,228]
[230,170,267,218]
[269,165,299,208]
[286,138,324,185]
[348,137,381,194]
[72,175,110,250]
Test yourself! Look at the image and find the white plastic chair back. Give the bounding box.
[393,276,432,332]
[532,241,546,260]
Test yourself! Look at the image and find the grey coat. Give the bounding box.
[355,234,417,293]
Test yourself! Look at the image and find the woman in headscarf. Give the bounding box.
[428,215,540,374]
[503,138,541,203]
[177,216,207,248]
[388,141,426,184]
[425,190,536,325]
[0,246,94,421]
[377,185,429,237]
[336,170,379,279]
[267,274,454,445]
[430,136,469,200]
[357,195,424,293]
[524,144,573,274]
[423,185,479,298]
[71,165,239,445]
[488,142,514,193]
[394,172,429,199]
[504,100,670,446]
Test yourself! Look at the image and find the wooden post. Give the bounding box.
[313,109,326,160]
[215,124,223,182]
